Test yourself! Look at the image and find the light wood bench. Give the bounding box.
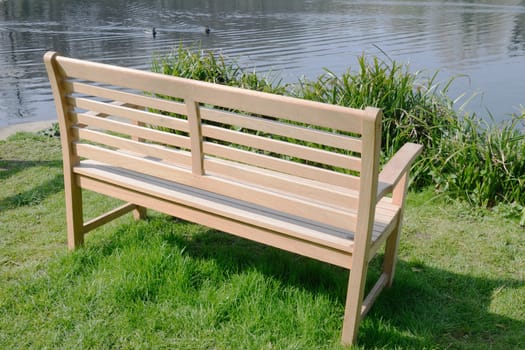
[44,51,422,345]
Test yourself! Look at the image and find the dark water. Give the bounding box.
[1,0,524,128]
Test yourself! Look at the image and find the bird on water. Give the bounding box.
[144,27,157,37]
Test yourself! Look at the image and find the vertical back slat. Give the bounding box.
[186,99,204,175]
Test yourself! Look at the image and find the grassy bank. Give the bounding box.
[1,133,524,349]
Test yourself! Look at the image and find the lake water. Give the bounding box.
[1,0,524,128]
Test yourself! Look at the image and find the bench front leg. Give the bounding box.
[341,247,370,345]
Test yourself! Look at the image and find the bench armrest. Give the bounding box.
[377,143,423,200]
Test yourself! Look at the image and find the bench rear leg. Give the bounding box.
[65,183,84,250]
[383,226,401,287]
[133,206,147,220]
[383,172,409,287]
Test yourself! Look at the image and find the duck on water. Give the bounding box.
[145,26,209,37]
[144,27,157,37]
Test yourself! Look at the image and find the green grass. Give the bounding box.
[1,133,524,349]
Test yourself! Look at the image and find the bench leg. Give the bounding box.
[383,172,409,287]
[341,259,369,345]
[383,225,401,288]
[65,183,84,250]
[133,206,147,220]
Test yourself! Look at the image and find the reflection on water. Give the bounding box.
[0,0,524,127]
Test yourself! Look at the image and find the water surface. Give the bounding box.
[1,0,524,127]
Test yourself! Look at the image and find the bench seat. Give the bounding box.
[75,160,401,269]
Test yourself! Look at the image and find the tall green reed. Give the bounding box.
[152,46,286,94]
[151,48,525,208]
[431,114,525,207]
[295,56,525,207]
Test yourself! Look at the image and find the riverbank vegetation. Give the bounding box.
[153,47,525,215]
[1,133,523,349]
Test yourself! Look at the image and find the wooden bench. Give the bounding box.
[44,51,422,345]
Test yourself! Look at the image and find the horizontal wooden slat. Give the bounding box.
[204,157,361,211]
[55,55,370,134]
[185,83,367,134]
[65,81,188,116]
[200,107,362,153]
[203,141,361,190]
[74,143,359,231]
[56,56,195,103]
[73,112,191,150]
[77,126,360,211]
[202,124,361,172]
[68,96,190,133]
[75,127,192,168]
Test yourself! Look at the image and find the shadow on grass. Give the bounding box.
[0,159,63,210]
[78,218,523,348]
[161,222,524,348]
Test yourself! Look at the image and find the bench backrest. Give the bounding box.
[44,52,382,235]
